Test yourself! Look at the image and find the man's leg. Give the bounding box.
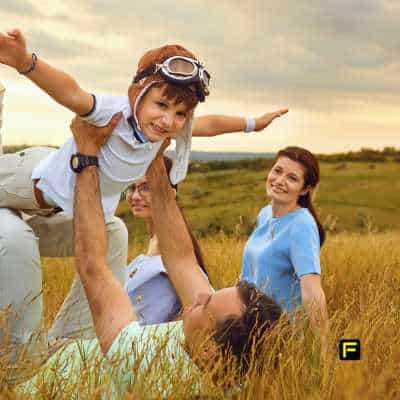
[0,82,5,154]
[0,208,44,361]
[26,213,128,341]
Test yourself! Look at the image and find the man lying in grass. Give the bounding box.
[16,116,282,397]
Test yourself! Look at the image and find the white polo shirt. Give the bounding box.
[32,94,162,219]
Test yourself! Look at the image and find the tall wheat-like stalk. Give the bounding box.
[1,232,399,399]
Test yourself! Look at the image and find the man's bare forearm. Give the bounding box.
[146,156,212,305]
[74,167,107,271]
[147,159,194,265]
[74,166,135,353]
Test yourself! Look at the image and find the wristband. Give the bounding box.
[244,117,256,133]
[19,53,38,75]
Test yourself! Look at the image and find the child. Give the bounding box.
[0,29,288,220]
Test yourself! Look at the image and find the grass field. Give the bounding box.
[118,161,400,244]
[1,161,399,398]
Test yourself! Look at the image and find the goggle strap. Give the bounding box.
[133,65,158,83]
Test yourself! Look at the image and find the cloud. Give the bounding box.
[0,0,41,16]
[1,0,398,150]
[25,29,98,59]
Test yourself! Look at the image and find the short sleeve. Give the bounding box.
[256,206,268,226]
[106,321,142,359]
[289,216,321,278]
[81,93,128,127]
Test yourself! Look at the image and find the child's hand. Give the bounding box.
[255,108,288,131]
[70,112,123,156]
[0,29,31,72]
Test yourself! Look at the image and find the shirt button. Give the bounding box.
[136,295,143,304]
[129,268,137,278]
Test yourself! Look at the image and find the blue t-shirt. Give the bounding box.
[240,205,321,313]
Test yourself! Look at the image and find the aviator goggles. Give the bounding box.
[133,56,211,102]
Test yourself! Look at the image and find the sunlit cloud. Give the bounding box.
[0,0,398,152]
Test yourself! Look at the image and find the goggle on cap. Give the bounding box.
[129,45,210,184]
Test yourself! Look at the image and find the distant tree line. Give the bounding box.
[3,145,399,172]
[316,147,400,163]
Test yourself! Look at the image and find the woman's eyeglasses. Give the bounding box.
[127,182,151,196]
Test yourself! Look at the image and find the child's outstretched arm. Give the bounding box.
[0,29,93,115]
[192,108,288,137]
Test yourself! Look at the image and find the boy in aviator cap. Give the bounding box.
[0,29,287,220]
[0,31,209,219]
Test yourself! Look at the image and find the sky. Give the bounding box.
[0,0,399,153]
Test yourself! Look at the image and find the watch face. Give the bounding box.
[72,155,80,170]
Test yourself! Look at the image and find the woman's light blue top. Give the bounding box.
[241,205,321,312]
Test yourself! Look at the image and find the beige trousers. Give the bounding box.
[0,149,128,357]
[0,82,4,155]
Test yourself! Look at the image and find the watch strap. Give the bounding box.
[70,152,99,173]
[80,154,99,169]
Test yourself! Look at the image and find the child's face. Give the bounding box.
[136,86,190,142]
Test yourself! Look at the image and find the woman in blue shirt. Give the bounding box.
[241,146,328,339]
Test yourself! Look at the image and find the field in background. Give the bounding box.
[1,159,399,398]
[118,161,400,244]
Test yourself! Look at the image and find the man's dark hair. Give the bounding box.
[212,280,282,376]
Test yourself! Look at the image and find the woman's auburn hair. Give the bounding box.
[275,146,326,247]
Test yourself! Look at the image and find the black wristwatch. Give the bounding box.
[70,153,99,173]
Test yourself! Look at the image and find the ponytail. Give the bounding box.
[298,192,326,247]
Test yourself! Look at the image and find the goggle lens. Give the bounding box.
[167,58,197,76]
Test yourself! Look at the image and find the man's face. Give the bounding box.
[136,86,190,142]
[182,286,245,348]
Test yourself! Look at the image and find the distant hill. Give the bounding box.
[4,145,398,163]
[169,150,275,161]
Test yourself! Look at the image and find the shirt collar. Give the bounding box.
[127,116,148,144]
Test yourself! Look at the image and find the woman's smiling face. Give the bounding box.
[266,156,307,206]
[126,177,153,220]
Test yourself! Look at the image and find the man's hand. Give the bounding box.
[0,29,32,72]
[254,108,288,131]
[70,112,122,156]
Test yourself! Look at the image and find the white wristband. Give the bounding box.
[244,117,256,133]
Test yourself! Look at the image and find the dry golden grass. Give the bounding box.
[1,231,399,399]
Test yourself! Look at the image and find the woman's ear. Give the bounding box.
[171,188,177,199]
[300,185,311,197]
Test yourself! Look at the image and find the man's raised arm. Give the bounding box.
[71,115,135,353]
[146,150,213,307]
